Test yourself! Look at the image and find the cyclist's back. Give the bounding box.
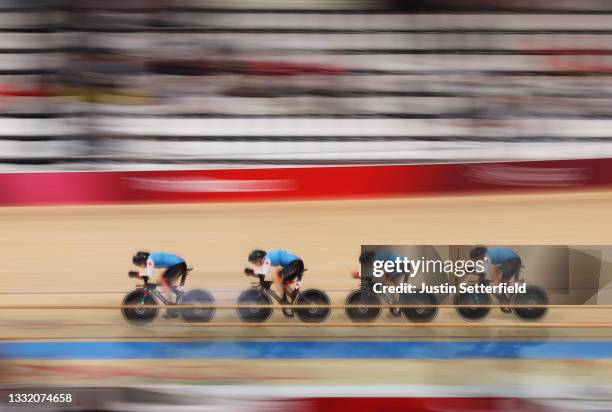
[149,251,184,268]
[485,247,519,265]
[266,249,300,267]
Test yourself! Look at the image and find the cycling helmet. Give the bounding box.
[359,250,376,264]
[133,251,150,265]
[470,246,487,260]
[248,249,267,263]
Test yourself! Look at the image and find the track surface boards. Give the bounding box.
[1,190,612,339]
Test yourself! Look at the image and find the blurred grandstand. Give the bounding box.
[2,0,612,170]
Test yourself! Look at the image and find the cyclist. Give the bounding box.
[353,249,409,284]
[470,246,522,313]
[353,249,409,316]
[245,249,304,316]
[129,251,188,318]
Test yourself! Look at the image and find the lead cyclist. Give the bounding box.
[129,251,188,318]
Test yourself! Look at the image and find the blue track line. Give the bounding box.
[0,340,611,360]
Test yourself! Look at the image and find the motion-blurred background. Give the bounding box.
[3,0,612,169]
[3,1,612,411]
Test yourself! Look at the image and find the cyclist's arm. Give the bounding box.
[254,258,280,279]
[254,259,269,276]
[259,266,283,280]
[487,262,502,283]
[141,257,155,278]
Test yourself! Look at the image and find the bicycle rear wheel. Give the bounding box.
[294,289,331,323]
[512,286,549,321]
[345,290,381,322]
[178,289,215,323]
[401,292,438,323]
[454,292,491,321]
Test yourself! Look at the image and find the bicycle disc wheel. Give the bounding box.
[294,289,331,323]
[401,292,438,323]
[122,290,158,326]
[512,286,549,321]
[236,289,273,323]
[345,290,381,322]
[178,289,216,323]
[454,292,491,321]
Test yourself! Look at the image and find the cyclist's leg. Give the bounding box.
[385,272,404,315]
[497,258,521,311]
[281,260,304,302]
[161,263,187,318]
[499,258,521,285]
[272,269,285,299]
[278,260,303,317]
[382,272,402,301]
[490,266,502,285]
[161,263,186,302]
[177,262,188,287]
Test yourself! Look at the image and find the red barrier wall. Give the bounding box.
[1,158,611,206]
[307,397,537,412]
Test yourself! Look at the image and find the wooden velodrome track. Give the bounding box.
[2,189,612,339]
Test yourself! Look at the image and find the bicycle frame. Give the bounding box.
[254,279,298,304]
[461,272,525,302]
[361,273,408,305]
[248,275,300,305]
[141,284,183,305]
[135,269,191,304]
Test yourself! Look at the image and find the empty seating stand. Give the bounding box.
[1,0,612,169]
